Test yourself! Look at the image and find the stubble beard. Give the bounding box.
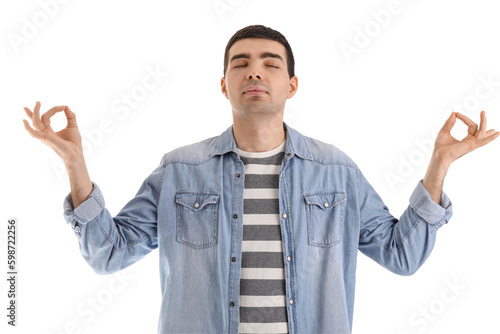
[238,96,278,116]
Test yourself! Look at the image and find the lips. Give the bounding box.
[244,86,267,94]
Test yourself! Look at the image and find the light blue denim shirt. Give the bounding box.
[63,122,452,334]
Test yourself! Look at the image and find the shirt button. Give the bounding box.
[194,203,200,208]
[289,299,294,305]
[231,257,236,262]
[286,153,291,156]
[230,302,235,307]
[233,214,238,219]
[324,202,329,208]
[282,213,287,219]
[236,173,241,178]
[287,256,291,262]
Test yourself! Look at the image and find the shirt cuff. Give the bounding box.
[409,179,453,228]
[63,181,105,226]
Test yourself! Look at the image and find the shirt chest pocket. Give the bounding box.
[175,191,219,249]
[304,190,346,248]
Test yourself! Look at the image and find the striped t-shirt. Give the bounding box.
[237,138,289,334]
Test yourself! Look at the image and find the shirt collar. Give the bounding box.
[212,121,313,161]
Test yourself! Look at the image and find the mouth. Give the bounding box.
[244,86,267,95]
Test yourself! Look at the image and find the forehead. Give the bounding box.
[229,38,287,59]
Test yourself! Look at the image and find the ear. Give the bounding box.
[287,75,298,99]
[221,77,229,99]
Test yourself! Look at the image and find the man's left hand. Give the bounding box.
[433,110,499,165]
[422,110,498,204]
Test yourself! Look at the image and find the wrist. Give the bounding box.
[430,149,453,169]
[63,153,86,169]
[422,153,452,204]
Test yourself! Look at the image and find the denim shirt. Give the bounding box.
[63,122,453,334]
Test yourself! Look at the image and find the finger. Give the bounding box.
[485,129,496,136]
[23,107,33,120]
[455,112,478,135]
[23,119,46,141]
[40,105,66,127]
[64,105,78,127]
[476,131,500,148]
[478,110,487,133]
[32,101,43,130]
[440,112,457,133]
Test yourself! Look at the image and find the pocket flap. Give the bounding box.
[304,191,346,210]
[175,192,219,211]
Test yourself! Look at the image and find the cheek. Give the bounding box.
[226,85,239,100]
[224,78,237,96]
[223,83,232,97]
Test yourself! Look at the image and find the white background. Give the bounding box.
[1,0,499,333]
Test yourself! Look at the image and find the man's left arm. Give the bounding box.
[422,111,499,204]
[358,111,498,275]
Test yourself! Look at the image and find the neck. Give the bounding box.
[232,114,285,152]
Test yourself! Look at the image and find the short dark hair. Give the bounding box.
[223,25,295,79]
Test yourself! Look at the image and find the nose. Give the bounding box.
[247,64,262,80]
[248,73,261,80]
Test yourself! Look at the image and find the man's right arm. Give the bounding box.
[23,101,160,274]
[62,161,163,275]
[65,157,93,208]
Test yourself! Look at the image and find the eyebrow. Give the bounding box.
[229,52,284,64]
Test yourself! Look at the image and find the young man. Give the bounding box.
[23,25,498,333]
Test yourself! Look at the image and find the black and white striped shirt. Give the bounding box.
[237,139,289,334]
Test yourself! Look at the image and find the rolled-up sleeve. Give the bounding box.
[62,160,166,275]
[409,180,453,232]
[64,182,104,237]
[357,169,453,276]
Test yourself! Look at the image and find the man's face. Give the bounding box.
[221,38,298,118]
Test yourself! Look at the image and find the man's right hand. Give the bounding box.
[23,101,84,167]
[23,101,93,208]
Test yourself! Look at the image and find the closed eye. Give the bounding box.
[234,65,278,68]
